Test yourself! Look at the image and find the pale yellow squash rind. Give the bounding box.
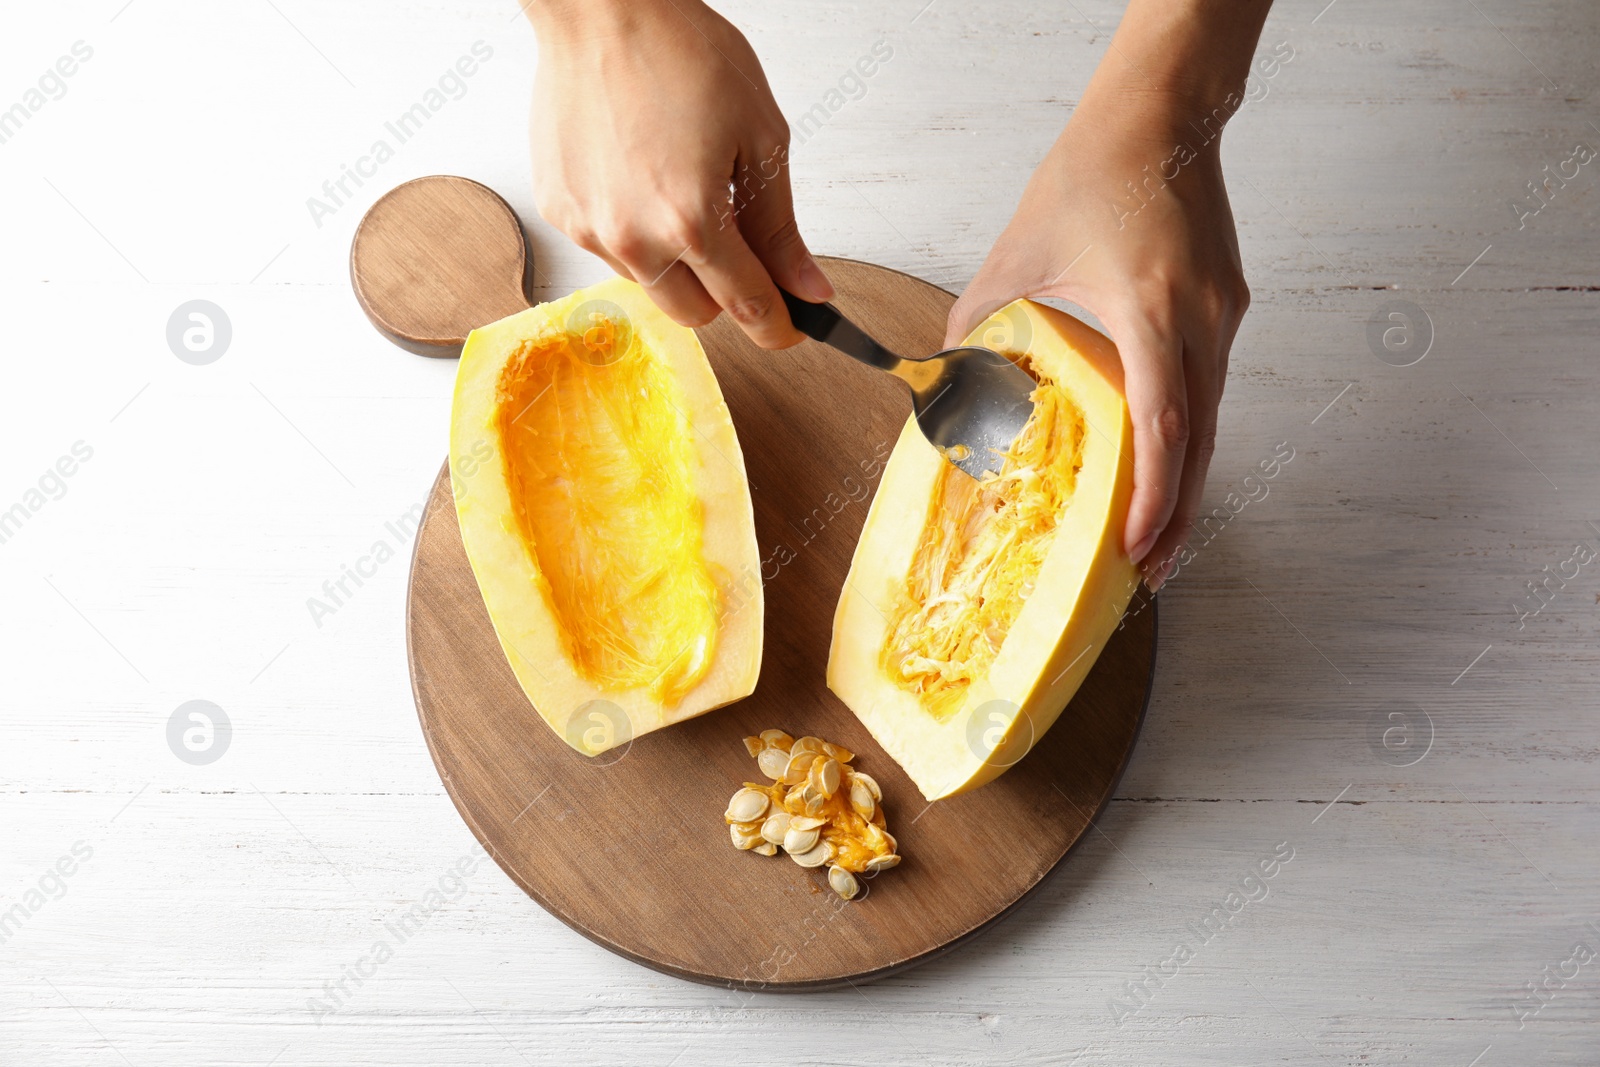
[449,276,763,754]
[827,299,1139,800]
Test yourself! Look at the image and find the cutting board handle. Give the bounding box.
[350,175,537,358]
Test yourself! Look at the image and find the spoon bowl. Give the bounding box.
[780,290,1036,479]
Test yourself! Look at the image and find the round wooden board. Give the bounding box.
[406,257,1158,990]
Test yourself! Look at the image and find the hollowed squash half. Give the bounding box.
[450,277,762,755]
[828,299,1139,800]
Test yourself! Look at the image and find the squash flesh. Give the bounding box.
[828,299,1139,800]
[881,375,1086,720]
[494,327,717,707]
[451,276,762,754]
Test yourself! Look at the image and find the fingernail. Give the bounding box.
[1128,530,1157,563]
[798,256,834,301]
[1146,558,1174,593]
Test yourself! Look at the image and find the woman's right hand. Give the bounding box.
[524,0,833,348]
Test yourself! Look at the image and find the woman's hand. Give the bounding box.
[524,0,833,348]
[947,0,1271,590]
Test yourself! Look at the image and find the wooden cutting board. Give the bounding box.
[359,176,1158,990]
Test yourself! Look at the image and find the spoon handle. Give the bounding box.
[779,289,905,371]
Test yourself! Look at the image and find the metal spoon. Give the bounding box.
[780,290,1036,480]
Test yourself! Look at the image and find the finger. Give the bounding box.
[944,287,1028,350]
[945,291,991,350]
[563,225,636,286]
[1142,288,1245,588]
[685,224,803,349]
[943,232,1069,348]
[585,223,721,328]
[1111,313,1188,568]
[641,260,720,328]
[945,249,1023,349]
[732,144,833,303]
[1141,339,1222,590]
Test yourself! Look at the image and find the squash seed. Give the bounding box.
[804,758,824,795]
[760,811,791,845]
[809,757,842,797]
[849,778,876,820]
[790,840,833,868]
[782,751,814,785]
[724,788,770,824]
[724,728,904,892]
[757,745,791,781]
[782,825,821,854]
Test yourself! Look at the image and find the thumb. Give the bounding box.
[945,292,1004,349]
[946,245,1051,348]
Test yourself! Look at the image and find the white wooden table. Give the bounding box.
[3,1,1596,1063]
